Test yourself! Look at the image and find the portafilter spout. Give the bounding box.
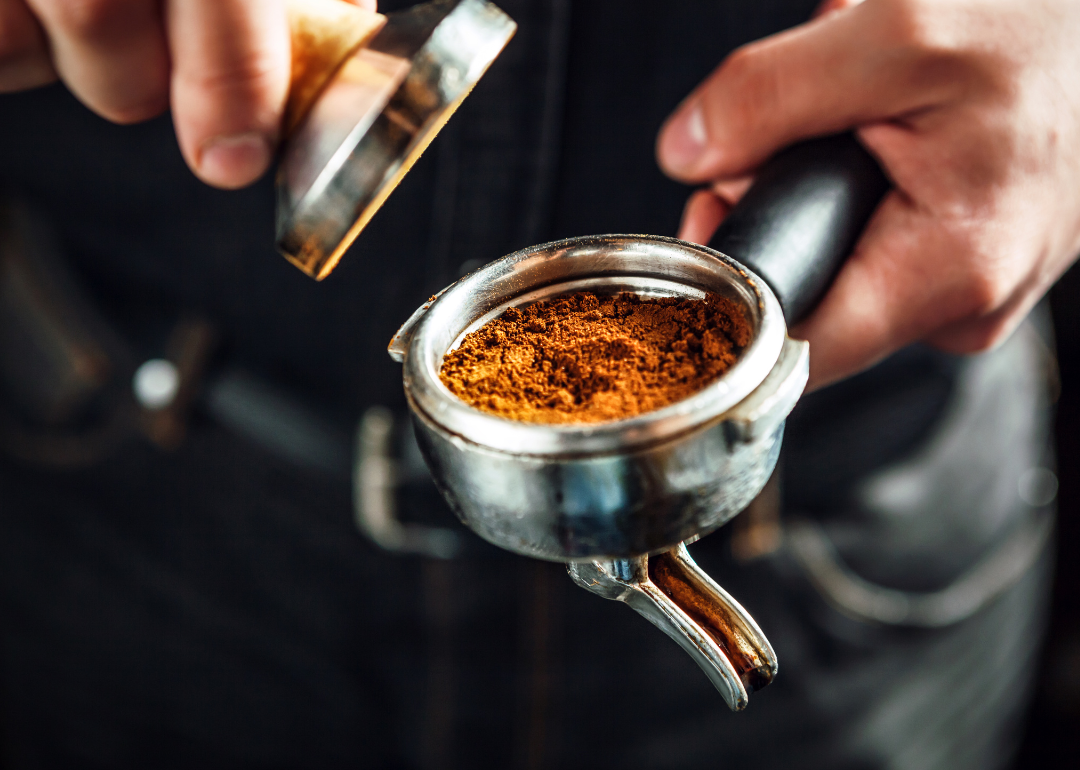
[276,0,515,280]
[387,134,889,710]
[569,545,778,710]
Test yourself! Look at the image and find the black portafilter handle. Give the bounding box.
[707,133,890,324]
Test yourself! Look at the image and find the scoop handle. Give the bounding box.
[708,133,889,324]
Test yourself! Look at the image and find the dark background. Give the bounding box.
[0,0,1075,760]
[1014,268,1080,766]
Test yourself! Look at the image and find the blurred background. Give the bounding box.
[1014,267,1080,767]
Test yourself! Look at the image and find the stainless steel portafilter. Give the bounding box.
[388,135,888,708]
[390,234,801,708]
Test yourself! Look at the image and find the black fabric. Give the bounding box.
[784,345,963,511]
[0,0,1050,767]
[0,423,1049,769]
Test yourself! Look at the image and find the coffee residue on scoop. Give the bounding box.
[438,291,751,424]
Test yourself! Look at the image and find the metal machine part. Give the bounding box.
[387,134,887,708]
[276,0,516,279]
[354,405,464,559]
[389,237,808,559]
[569,543,777,711]
[390,235,808,707]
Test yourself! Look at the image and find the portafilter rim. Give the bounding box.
[392,234,787,456]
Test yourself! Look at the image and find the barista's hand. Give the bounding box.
[0,0,376,189]
[657,0,1080,390]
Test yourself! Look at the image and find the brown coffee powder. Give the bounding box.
[438,291,751,424]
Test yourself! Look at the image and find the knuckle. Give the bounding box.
[181,50,283,103]
[872,0,987,101]
[880,0,938,48]
[720,44,757,83]
[965,323,1011,353]
[44,0,133,41]
[176,59,287,136]
[879,0,968,63]
[943,318,1012,355]
[958,269,1007,317]
[103,95,167,124]
[714,43,777,136]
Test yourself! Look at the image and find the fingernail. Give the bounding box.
[659,102,708,174]
[198,133,272,189]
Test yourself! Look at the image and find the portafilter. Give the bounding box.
[388,134,889,710]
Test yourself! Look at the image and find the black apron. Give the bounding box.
[0,1,1053,767]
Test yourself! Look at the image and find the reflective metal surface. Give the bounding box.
[569,543,778,711]
[353,405,464,559]
[389,234,808,708]
[277,0,516,279]
[391,235,806,560]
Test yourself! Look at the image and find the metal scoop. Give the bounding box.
[388,133,887,707]
[276,0,516,280]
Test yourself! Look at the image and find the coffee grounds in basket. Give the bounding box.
[438,291,751,424]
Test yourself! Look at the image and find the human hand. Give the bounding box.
[0,0,376,189]
[656,0,1080,390]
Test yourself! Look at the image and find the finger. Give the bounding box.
[924,297,1027,354]
[26,0,169,122]
[675,175,757,245]
[681,184,950,391]
[790,193,925,390]
[656,0,963,183]
[924,265,1052,354]
[711,175,753,206]
[679,185,935,391]
[167,0,290,189]
[789,182,1004,390]
[677,190,728,244]
[0,0,56,92]
[850,116,1058,361]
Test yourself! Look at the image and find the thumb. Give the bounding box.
[656,0,947,183]
[167,0,291,189]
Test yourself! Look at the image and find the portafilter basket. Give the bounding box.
[388,134,890,710]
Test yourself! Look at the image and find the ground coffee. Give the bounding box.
[439,291,751,424]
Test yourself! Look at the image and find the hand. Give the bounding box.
[657,0,1080,390]
[0,0,375,190]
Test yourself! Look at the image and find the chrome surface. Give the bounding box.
[568,543,778,710]
[389,234,808,708]
[393,235,805,560]
[410,336,805,559]
[392,235,788,456]
[353,405,463,558]
[276,0,516,279]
